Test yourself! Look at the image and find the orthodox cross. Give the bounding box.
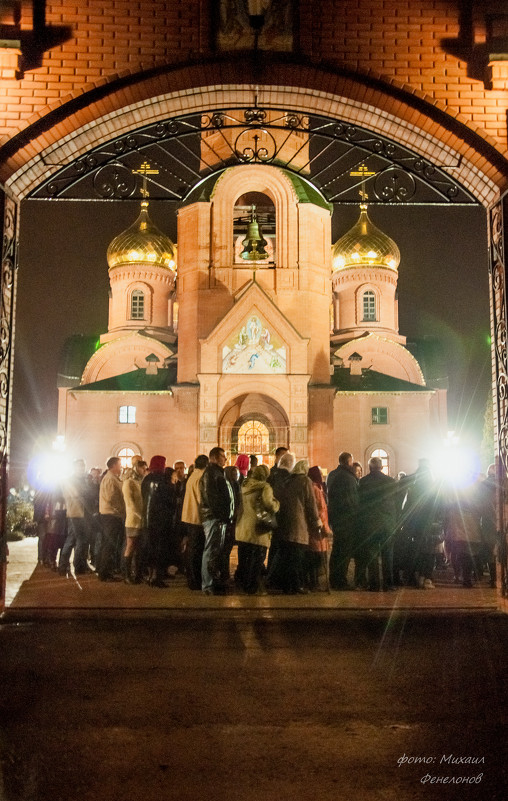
[132,161,159,198]
[349,163,376,204]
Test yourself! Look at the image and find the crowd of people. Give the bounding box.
[32,447,499,595]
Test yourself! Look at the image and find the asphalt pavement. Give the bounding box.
[1,540,506,801]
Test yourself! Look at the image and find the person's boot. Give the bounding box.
[123,554,133,584]
[132,552,142,584]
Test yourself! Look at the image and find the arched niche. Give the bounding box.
[210,165,300,269]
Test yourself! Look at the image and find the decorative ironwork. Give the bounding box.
[0,192,19,607]
[489,192,508,597]
[235,128,276,163]
[92,164,137,199]
[32,108,476,205]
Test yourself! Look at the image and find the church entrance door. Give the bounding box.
[219,395,289,467]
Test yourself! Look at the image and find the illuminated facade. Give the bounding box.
[58,143,447,475]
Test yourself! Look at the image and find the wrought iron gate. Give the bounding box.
[0,191,19,612]
[489,191,508,599]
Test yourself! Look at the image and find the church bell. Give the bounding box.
[240,205,269,261]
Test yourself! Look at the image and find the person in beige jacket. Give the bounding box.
[235,464,279,595]
[181,454,209,589]
[98,456,126,581]
[122,457,148,583]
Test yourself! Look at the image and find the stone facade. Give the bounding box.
[58,158,446,475]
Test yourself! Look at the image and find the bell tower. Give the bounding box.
[176,163,333,384]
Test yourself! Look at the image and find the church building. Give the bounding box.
[57,124,447,475]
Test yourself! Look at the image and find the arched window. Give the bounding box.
[237,419,270,456]
[371,448,389,475]
[118,447,135,469]
[130,290,145,320]
[362,290,376,321]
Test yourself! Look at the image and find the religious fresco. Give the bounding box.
[222,314,286,373]
[217,0,293,52]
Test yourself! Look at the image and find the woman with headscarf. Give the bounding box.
[235,464,279,594]
[234,453,250,485]
[307,465,332,590]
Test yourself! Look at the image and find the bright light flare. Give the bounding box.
[27,451,73,491]
[428,435,480,488]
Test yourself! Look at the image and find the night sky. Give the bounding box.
[12,198,490,482]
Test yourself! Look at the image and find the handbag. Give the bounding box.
[254,491,278,534]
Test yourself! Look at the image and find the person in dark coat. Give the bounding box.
[392,470,411,586]
[33,488,53,566]
[267,447,289,495]
[199,446,235,595]
[168,460,187,575]
[224,464,241,584]
[141,455,175,587]
[267,452,320,594]
[327,451,359,590]
[358,456,397,591]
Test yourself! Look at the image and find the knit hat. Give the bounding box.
[234,453,250,477]
[149,455,166,472]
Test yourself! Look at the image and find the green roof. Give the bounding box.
[283,170,332,212]
[332,367,431,393]
[73,366,177,392]
[57,335,100,388]
[182,167,332,212]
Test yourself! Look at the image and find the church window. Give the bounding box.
[371,448,389,474]
[118,447,135,469]
[130,290,145,320]
[119,405,136,424]
[372,407,388,425]
[362,291,376,321]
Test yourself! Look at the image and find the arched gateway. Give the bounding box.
[1,55,508,608]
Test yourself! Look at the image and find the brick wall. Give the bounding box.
[0,0,506,170]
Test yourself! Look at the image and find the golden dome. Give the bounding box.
[332,204,400,272]
[107,201,176,271]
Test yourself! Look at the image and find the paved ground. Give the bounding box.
[3,538,499,615]
[1,610,507,801]
[1,540,506,801]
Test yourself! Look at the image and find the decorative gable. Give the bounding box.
[200,280,309,375]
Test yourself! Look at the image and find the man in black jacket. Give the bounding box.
[358,456,397,591]
[199,446,235,594]
[327,451,359,590]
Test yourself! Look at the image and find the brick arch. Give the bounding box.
[2,58,507,204]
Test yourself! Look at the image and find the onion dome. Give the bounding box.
[107,201,176,271]
[332,204,400,272]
